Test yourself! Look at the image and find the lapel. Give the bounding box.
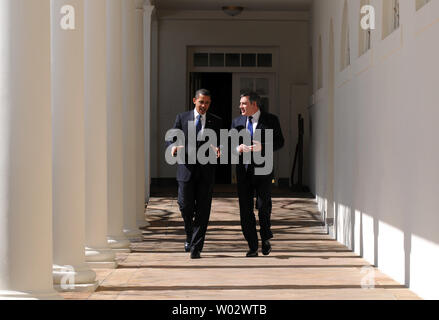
[238,115,247,129]
[182,111,194,136]
[256,110,266,130]
[205,113,213,130]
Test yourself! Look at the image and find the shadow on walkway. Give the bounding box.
[60,194,421,300]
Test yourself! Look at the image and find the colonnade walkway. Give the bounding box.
[61,193,420,300]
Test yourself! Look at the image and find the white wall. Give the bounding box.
[311,0,439,299]
[151,13,311,184]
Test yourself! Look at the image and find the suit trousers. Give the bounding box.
[237,166,273,251]
[177,166,214,253]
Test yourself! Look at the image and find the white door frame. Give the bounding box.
[186,46,280,185]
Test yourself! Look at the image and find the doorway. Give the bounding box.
[189,72,232,184]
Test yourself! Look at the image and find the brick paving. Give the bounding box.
[61,196,421,300]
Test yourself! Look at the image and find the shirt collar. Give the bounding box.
[194,109,205,120]
[248,109,261,122]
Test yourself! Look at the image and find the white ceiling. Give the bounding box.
[152,0,312,11]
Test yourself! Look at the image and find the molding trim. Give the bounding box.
[354,48,373,77]
[415,0,439,37]
[336,65,353,89]
[157,10,310,21]
[374,25,403,66]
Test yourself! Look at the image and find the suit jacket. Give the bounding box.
[167,110,222,183]
[231,110,284,180]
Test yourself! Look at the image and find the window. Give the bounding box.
[192,52,273,68]
[194,53,208,67]
[340,0,350,71]
[416,0,431,10]
[241,54,257,67]
[209,53,224,67]
[239,77,271,112]
[257,54,272,67]
[382,0,400,39]
[359,0,372,56]
[225,53,240,67]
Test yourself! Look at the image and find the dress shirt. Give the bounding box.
[246,109,260,135]
[237,109,261,155]
[194,108,206,135]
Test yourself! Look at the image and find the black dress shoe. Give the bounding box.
[246,249,258,257]
[262,240,272,256]
[190,250,201,259]
[184,242,191,252]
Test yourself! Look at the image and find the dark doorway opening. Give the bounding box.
[189,72,232,184]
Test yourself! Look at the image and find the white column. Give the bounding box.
[135,2,149,228]
[51,0,98,292]
[122,0,143,241]
[143,4,155,222]
[0,0,60,300]
[107,0,132,252]
[84,0,117,269]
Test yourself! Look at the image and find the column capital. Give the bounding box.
[142,3,155,15]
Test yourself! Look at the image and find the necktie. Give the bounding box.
[247,116,254,138]
[245,116,254,172]
[196,114,202,136]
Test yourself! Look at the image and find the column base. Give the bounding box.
[137,219,150,228]
[326,218,335,239]
[107,235,131,250]
[54,282,99,293]
[86,261,118,269]
[123,228,143,242]
[53,264,98,293]
[0,290,63,300]
[85,247,118,269]
[111,248,131,253]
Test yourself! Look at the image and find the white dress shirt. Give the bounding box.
[246,109,261,134]
[237,109,261,154]
[194,108,206,135]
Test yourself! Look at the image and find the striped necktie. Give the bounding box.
[196,114,202,136]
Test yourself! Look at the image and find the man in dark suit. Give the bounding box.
[231,91,284,257]
[166,89,222,259]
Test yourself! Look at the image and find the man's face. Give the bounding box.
[193,94,211,115]
[239,96,258,116]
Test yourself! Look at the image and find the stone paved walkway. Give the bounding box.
[61,196,420,300]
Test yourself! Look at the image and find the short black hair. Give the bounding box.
[194,89,211,99]
[240,91,260,106]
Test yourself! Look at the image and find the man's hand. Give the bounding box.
[171,145,184,157]
[210,144,221,158]
[250,140,262,152]
[238,141,262,153]
[238,144,253,153]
